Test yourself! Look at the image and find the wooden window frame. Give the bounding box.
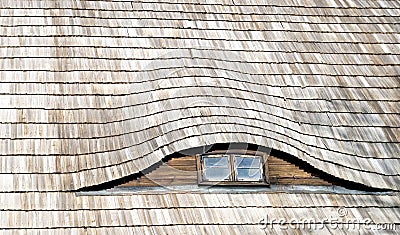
[196,150,269,186]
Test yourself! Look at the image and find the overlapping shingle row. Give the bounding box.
[0,0,399,192]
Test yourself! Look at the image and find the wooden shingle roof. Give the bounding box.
[1,0,400,233]
[0,191,399,233]
[0,1,399,190]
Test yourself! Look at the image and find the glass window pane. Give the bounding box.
[204,168,230,181]
[237,168,261,181]
[204,156,228,167]
[203,156,230,181]
[235,156,261,168]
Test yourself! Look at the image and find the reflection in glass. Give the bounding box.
[203,156,230,181]
[204,156,228,167]
[235,156,262,181]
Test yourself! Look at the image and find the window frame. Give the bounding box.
[196,150,269,186]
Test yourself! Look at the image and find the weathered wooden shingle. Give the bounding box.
[0,191,399,233]
[0,0,399,193]
[0,3,399,232]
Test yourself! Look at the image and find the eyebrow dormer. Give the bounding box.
[113,144,341,190]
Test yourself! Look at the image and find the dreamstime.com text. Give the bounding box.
[259,207,396,231]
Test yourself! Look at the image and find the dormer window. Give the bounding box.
[196,150,269,185]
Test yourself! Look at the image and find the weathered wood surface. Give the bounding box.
[0,0,399,192]
[0,191,398,234]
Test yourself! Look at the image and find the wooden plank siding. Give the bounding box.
[118,156,198,187]
[118,155,332,187]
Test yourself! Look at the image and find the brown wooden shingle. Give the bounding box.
[0,0,399,232]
